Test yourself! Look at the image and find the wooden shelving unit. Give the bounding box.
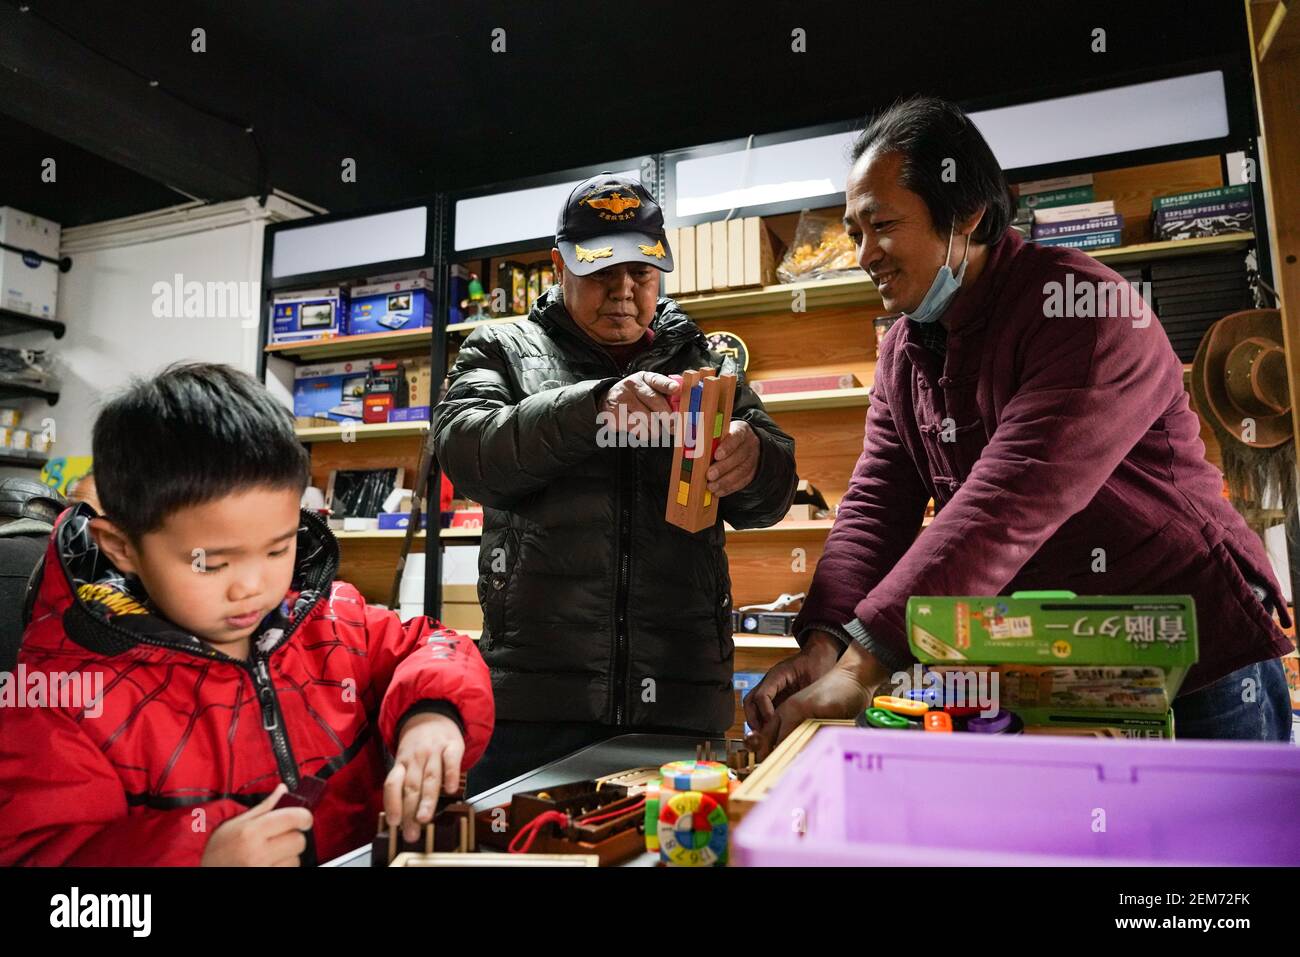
[295,420,428,442]
[759,387,870,412]
[264,326,432,362]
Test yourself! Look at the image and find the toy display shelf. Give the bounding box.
[332,527,481,540]
[264,327,432,362]
[761,387,869,412]
[446,315,526,335]
[0,453,47,469]
[0,382,58,404]
[0,307,65,340]
[668,231,1255,321]
[295,421,429,442]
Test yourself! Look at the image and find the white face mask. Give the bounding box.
[904,224,971,325]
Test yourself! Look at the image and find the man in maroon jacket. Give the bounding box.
[746,96,1294,754]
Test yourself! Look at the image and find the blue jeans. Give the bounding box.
[1172,657,1293,741]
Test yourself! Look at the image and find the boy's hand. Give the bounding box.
[385,712,465,843]
[200,784,313,867]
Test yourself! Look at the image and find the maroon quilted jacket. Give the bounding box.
[794,228,1291,693]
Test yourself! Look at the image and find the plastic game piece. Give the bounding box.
[873,694,929,717]
[657,789,729,867]
[659,759,728,792]
[924,711,954,733]
[664,367,737,532]
[862,707,911,729]
[966,710,1024,735]
[644,782,661,853]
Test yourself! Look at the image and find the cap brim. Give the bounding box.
[557,231,674,277]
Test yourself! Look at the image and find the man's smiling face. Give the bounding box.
[843,148,954,315]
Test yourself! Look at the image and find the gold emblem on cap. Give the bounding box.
[581,192,641,215]
[575,244,614,263]
[638,240,666,259]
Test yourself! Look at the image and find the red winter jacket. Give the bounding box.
[0,504,494,866]
[794,227,1292,693]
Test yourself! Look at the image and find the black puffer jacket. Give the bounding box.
[433,287,797,733]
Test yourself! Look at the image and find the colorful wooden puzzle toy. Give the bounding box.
[664,367,737,532]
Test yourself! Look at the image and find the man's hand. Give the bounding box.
[200,784,313,867]
[706,420,760,495]
[742,630,841,733]
[599,371,679,445]
[384,712,465,843]
[745,641,891,760]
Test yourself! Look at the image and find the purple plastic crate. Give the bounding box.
[732,727,1300,866]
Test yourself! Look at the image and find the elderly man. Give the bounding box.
[434,173,797,792]
[745,95,1294,753]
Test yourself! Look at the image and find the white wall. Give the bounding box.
[0,197,313,482]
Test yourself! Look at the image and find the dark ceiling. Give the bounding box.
[0,0,1252,226]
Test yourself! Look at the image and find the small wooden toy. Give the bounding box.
[664,367,737,532]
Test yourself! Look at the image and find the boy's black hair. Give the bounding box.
[850,95,1011,245]
[93,362,310,539]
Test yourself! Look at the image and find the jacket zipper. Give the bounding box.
[542,301,699,726]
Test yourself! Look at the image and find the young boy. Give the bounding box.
[0,363,494,865]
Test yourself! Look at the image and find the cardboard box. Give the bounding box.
[388,405,429,423]
[695,223,712,291]
[441,583,484,631]
[272,287,348,343]
[710,220,729,291]
[348,275,433,335]
[728,219,745,290]
[0,207,61,319]
[662,228,680,296]
[404,355,432,407]
[377,511,428,530]
[292,358,373,422]
[677,225,696,295]
[743,216,776,287]
[906,591,1198,738]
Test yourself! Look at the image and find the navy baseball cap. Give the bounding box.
[555,173,674,277]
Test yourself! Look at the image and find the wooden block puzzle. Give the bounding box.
[664,367,737,532]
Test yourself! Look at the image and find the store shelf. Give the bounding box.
[674,273,880,320]
[725,519,835,538]
[664,232,1256,322]
[761,386,870,412]
[733,634,799,650]
[0,308,65,340]
[0,453,47,469]
[263,327,432,362]
[442,526,483,538]
[1089,231,1255,264]
[0,382,58,405]
[331,527,484,540]
[295,420,428,442]
[446,316,527,335]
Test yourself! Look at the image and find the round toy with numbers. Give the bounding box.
[652,760,731,866]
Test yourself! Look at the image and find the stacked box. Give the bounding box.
[271,287,348,343]
[348,275,433,335]
[906,591,1198,738]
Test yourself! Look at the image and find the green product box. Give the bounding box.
[1016,185,1095,212]
[905,591,1198,739]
